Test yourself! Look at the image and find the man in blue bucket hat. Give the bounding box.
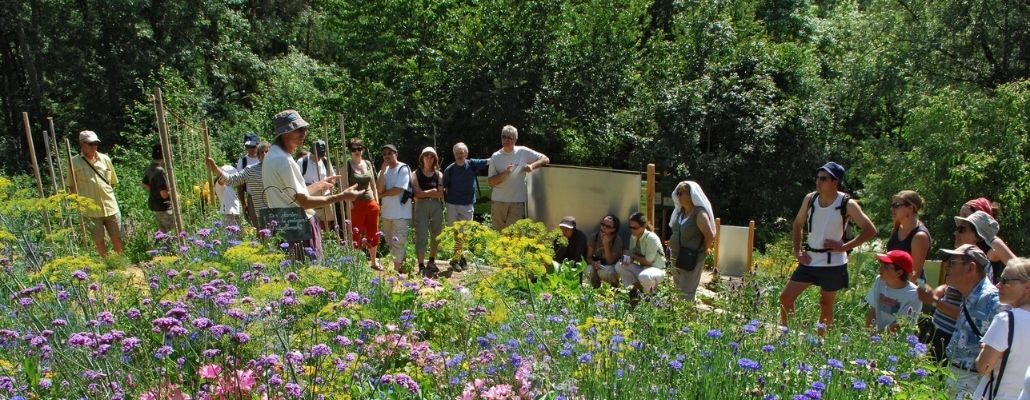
[779,161,877,334]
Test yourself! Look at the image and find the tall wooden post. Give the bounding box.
[338,114,354,248]
[22,112,52,235]
[646,163,655,227]
[42,127,58,194]
[321,120,337,236]
[48,118,66,191]
[154,88,185,235]
[202,121,214,210]
[64,138,88,240]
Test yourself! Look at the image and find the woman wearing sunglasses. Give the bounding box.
[974,258,1030,399]
[886,190,931,283]
[346,137,382,270]
[615,212,667,295]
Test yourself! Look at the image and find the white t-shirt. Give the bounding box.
[1018,364,1030,400]
[262,145,314,218]
[298,154,335,192]
[237,154,260,171]
[864,277,920,331]
[487,146,544,203]
[978,309,1030,400]
[216,166,241,215]
[380,162,412,220]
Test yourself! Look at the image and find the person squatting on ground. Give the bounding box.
[442,142,489,271]
[974,258,1030,400]
[412,146,445,276]
[206,142,270,228]
[779,161,876,333]
[344,137,383,270]
[488,125,548,230]
[585,214,624,288]
[69,130,123,257]
[865,250,920,333]
[668,181,716,301]
[262,110,361,260]
[552,216,587,273]
[377,144,413,273]
[142,143,173,233]
[616,212,667,295]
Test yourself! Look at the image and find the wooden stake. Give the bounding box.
[154,88,185,236]
[338,114,354,247]
[746,220,756,274]
[202,121,214,210]
[64,138,88,240]
[48,118,66,192]
[22,112,52,235]
[646,163,655,226]
[321,120,336,237]
[42,127,58,195]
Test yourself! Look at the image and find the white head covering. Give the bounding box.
[669,181,715,228]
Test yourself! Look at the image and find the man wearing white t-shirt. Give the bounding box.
[487,125,549,230]
[377,144,413,273]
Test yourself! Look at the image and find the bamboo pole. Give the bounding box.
[154,88,185,236]
[321,119,336,237]
[202,121,214,211]
[338,114,354,248]
[713,217,722,269]
[42,127,58,194]
[48,119,66,191]
[746,220,756,273]
[646,163,655,227]
[64,138,88,240]
[22,112,52,235]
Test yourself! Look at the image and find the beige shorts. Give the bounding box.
[89,213,122,243]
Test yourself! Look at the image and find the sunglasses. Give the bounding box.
[890,202,910,209]
[999,276,1025,285]
[815,175,833,182]
[350,147,364,152]
[954,225,971,234]
[601,223,615,229]
[629,225,642,230]
[501,135,516,140]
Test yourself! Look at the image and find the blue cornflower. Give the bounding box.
[914,368,928,377]
[852,379,867,390]
[669,360,683,370]
[738,358,761,371]
[827,359,844,369]
[578,352,592,364]
[811,381,825,391]
[762,344,775,353]
[803,389,822,399]
[877,375,894,386]
[707,329,723,338]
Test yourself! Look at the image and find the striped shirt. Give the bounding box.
[224,163,267,211]
[931,286,963,334]
[67,153,119,218]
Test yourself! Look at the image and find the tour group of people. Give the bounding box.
[68,110,1028,399]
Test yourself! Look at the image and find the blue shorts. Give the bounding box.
[789,264,849,292]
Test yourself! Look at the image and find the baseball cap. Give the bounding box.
[954,211,999,245]
[312,140,327,157]
[939,244,990,268]
[558,216,576,229]
[876,250,913,276]
[79,130,100,143]
[382,144,398,153]
[272,110,309,137]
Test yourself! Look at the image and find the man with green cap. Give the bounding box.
[262,110,361,259]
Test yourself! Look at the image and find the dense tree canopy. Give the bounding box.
[2,0,1027,252]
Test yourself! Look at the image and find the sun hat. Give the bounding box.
[272,110,309,137]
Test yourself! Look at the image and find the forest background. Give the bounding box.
[1,0,1028,254]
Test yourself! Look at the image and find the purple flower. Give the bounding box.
[285,382,303,397]
[72,270,88,281]
[310,344,332,357]
[737,358,761,371]
[232,332,250,343]
[150,317,182,332]
[877,375,894,386]
[302,286,327,296]
[154,346,173,359]
[125,308,141,320]
[578,352,592,364]
[285,272,298,281]
[914,368,928,377]
[393,373,420,393]
[259,229,272,237]
[202,349,221,357]
[668,360,683,370]
[852,379,867,390]
[707,329,723,338]
[803,389,822,399]
[762,344,775,353]
[827,359,844,369]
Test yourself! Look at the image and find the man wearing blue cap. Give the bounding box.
[779,161,877,333]
[237,132,261,226]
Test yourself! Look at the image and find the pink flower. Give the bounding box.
[198,364,222,380]
[482,384,513,399]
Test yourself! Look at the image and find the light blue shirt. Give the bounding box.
[947,277,1004,370]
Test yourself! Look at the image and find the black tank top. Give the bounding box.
[416,169,440,192]
[886,221,930,253]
